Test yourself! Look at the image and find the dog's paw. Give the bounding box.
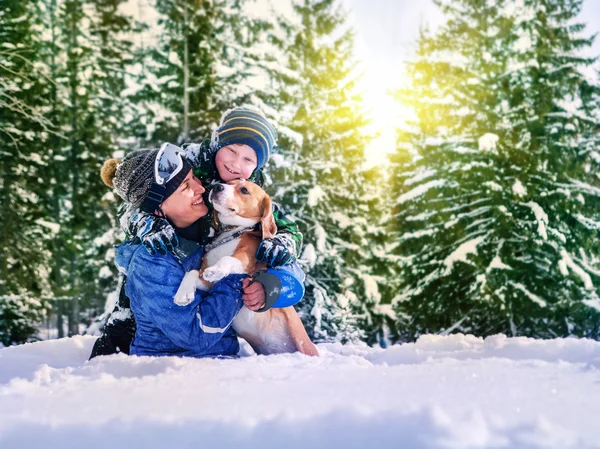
[173,270,200,306]
[295,339,319,357]
[202,265,227,283]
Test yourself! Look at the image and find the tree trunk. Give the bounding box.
[67,0,80,337]
[49,0,65,339]
[183,1,190,141]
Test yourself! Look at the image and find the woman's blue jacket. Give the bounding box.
[115,242,244,358]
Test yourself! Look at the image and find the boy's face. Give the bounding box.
[215,144,258,181]
[159,169,208,228]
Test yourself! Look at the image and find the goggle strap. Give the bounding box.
[140,182,166,213]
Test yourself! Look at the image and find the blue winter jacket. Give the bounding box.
[115,241,244,358]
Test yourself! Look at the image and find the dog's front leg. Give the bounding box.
[174,270,200,306]
[202,256,246,283]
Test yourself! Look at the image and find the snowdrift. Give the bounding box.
[1,334,600,449]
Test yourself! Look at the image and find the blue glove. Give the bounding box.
[256,235,295,267]
[131,213,179,255]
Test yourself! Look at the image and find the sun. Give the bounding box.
[358,63,413,169]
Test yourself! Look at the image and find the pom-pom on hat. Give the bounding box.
[210,106,278,171]
[100,147,192,213]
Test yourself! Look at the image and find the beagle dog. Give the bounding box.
[174,180,318,357]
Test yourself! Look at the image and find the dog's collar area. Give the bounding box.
[217,223,259,234]
[204,223,260,253]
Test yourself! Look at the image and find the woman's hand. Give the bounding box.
[241,278,266,310]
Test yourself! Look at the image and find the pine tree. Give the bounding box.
[0,0,56,344]
[35,0,136,336]
[267,0,375,342]
[390,0,600,341]
[353,166,400,346]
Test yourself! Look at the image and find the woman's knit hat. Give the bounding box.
[210,106,278,171]
[101,147,191,212]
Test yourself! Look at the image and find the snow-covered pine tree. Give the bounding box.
[0,0,56,345]
[80,0,138,317]
[130,0,278,145]
[35,0,137,335]
[130,0,219,143]
[390,0,600,341]
[354,165,400,346]
[267,0,375,343]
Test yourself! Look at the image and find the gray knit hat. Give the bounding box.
[101,148,191,212]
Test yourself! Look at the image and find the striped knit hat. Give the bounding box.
[210,106,278,171]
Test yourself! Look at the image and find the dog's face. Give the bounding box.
[209,180,277,239]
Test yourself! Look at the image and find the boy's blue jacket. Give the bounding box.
[115,241,244,358]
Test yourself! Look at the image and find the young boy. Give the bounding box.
[126,106,301,265]
[90,106,303,358]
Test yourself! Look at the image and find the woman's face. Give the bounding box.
[159,169,207,228]
[215,144,258,181]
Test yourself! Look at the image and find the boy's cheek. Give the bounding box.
[241,165,257,179]
[215,163,229,179]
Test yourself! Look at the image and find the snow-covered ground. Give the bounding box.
[1,334,600,449]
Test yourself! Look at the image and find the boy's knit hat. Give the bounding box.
[101,148,191,212]
[210,106,278,171]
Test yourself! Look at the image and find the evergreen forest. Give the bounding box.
[1,0,600,347]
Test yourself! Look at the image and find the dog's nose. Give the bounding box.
[213,183,224,193]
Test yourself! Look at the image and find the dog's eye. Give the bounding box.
[240,187,250,195]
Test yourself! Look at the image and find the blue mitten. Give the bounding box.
[256,235,296,267]
[130,212,178,255]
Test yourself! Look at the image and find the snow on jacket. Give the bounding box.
[115,241,244,358]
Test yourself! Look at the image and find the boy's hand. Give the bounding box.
[256,235,295,267]
[134,214,178,255]
[242,278,266,310]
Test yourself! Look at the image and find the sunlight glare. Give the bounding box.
[359,65,412,169]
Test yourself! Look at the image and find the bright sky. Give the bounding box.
[342,0,600,167]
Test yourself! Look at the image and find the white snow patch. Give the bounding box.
[278,125,304,147]
[330,212,352,229]
[478,133,499,152]
[444,236,486,274]
[398,180,445,204]
[451,146,479,154]
[106,307,132,325]
[486,256,511,273]
[510,282,547,308]
[270,153,291,168]
[514,32,533,52]
[315,224,327,253]
[558,249,594,290]
[35,219,60,235]
[400,229,437,240]
[556,97,583,116]
[98,266,112,279]
[360,273,381,304]
[574,214,600,230]
[307,186,325,207]
[404,169,437,186]
[524,202,548,241]
[512,179,527,197]
[484,181,503,191]
[2,335,600,448]
[300,243,317,269]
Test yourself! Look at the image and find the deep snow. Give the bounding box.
[1,334,600,449]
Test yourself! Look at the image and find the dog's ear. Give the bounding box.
[211,210,220,230]
[260,196,277,240]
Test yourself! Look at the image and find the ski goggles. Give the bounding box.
[155,142,185,185]
[140,143,187,213]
